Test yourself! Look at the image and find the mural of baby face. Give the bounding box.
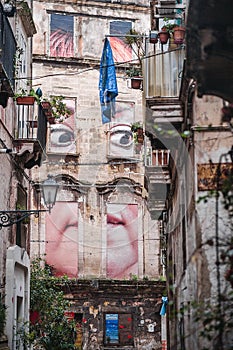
[46,201,79,277]
[106,203,138,279]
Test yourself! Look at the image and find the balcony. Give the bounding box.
[144,41,185,134]
[144,43,185,98]
[145,148,171,220]
[0,9,16,94]
[13,104,47,169]
[154,0,185,18]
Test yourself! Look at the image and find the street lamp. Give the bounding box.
[41,174,59,213]
[0,175,58,228]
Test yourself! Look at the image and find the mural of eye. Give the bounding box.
[51,126,74,147]
[109,124,134,157]
[110,130,133,148]
[49,123,76,153]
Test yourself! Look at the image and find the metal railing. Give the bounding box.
[15,104,47,152]
[145,148,170,166]
[144,41,185,98]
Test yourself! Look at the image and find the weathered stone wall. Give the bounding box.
[63,280,165,350]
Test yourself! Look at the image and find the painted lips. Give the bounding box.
[107,213,125,225]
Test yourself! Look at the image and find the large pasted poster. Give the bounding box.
[109,21,132,63]
[45,201,79,278]
[108,124,134,158]
[106,203,138,279]
[47,98,76,154]
[50,13,74,57]
[108,101,135,158]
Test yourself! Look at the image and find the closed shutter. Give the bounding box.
[118,313,133,345]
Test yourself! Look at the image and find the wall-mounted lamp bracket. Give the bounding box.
[0,210,47,229]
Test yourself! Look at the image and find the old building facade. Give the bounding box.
[0,1,40,349]
[30,1,167,349]
[144,0,233,349]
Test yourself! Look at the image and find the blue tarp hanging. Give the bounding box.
[99,38,118,124]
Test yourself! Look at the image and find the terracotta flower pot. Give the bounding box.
[131,77,142,90]
[47,116,56,124]
[41,101,53,116]
[158,31,170,45]
[149,31,158,44]
[173,26,185,44]
[16,96,36,105]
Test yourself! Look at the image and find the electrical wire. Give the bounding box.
[10,46,184,82]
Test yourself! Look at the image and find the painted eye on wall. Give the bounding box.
[109,124,134,158]
[110,130,133,148]
[50,124,74,148]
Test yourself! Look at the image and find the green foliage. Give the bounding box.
[125,66,142,78]
[22,258,76,350]
[131,121,143,132]
[162,18,177,34]
[0,298,6,337]
[45,96,72,122]
[192,292,233,349]
[14,88,41,104]
[124,29,145,73]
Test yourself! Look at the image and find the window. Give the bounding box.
[104,313,133,346]
[109,21,132,63]
[50,13,74,57]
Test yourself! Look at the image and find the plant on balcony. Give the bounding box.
[41,96,72,123]
[124,29,145,89]
[125,67,143,89]
[158,18,175,45]
[131,121,144,144]
[14,88,41,105]
[158,18,185,45]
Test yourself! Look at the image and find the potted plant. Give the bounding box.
[158,18,176,45]
[149,30,159,44]
[15,88,41,105]
[40,96,72,124]
[124,29,145,89]
[41,100,54,124]
[131,121,144,143]
[173,25,186,44]
[126,67,143,90]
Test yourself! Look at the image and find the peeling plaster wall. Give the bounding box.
[63,280,165,350]
[168,92,233,349]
